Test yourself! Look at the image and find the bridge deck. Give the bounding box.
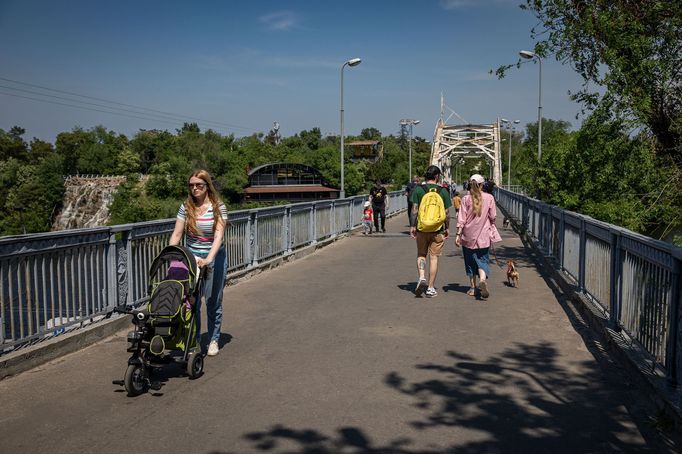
[0,213,675,453]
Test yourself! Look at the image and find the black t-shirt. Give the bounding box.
[370,186,388,205]
[405,182,417,198]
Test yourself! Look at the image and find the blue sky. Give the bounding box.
[0,0,586,143]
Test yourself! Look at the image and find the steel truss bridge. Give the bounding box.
[430,96,502,185]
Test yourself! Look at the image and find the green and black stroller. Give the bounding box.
[113,245,207,396]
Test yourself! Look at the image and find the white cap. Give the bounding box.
[470,174,485,184]
[364,201,370,207]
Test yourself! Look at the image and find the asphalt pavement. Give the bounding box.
[0,212,677,453]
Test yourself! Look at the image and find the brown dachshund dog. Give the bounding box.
[506,260,520,288]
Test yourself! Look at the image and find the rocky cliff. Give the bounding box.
[52,176,126,231]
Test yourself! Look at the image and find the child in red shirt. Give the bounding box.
[361,201,374,235]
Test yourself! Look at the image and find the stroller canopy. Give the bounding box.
[148,245,198,294]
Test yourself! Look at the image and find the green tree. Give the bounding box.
[1,154,65,234]
[130,129,175,173]
[115,148,141,175]
[499,0,682,171]
[360,127,382,141]
[55,127,91,174]
[0,127,28,161]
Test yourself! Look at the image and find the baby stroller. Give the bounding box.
[113,245,207,396]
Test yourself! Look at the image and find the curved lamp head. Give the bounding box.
[513,119,520,124]
[519,50,536,60]
[501,118,509,123]
[413,120,420,125]
[346,57,362,67]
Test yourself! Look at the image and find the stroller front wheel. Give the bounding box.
[187,352,204,379]
[124,364,147,396]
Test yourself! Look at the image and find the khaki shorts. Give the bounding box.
[416,231,445,257]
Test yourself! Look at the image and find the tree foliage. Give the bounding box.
[492,1,681,244]
[0,123,437,235]
[506,0,682,170]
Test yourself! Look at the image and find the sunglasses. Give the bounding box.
[188,183,207,189]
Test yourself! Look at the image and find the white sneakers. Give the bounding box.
[207,340,219,356]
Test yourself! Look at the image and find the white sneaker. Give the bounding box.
[207,340,219,356]
[425,287,438,298]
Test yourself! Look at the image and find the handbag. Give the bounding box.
[490,223,502,243]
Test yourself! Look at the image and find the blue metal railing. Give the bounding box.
[496,187,682,386]
[0,192,406,354]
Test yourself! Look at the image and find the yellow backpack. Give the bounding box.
[417,187,446,232]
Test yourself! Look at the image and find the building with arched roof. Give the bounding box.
[242,163,339,201]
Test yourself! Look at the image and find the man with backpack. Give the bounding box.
[409,165,452,297]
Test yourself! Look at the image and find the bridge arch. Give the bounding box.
[430,97,502,185]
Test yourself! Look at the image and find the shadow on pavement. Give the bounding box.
[235,343,676,453]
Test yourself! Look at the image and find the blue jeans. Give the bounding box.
[462,246,490,280]
[195,247,227,344]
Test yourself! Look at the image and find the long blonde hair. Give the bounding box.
[184,169,226,235]
[469,180,483,216]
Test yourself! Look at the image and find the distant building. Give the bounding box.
[242,163,339,202]
[347,140,383,162]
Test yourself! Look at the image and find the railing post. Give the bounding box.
[578,217,587,293]
[544,205,551,257]
[331,201,337,238]
[106,230,118,310]
[311,203,317,245]
[546,206,553,257]
[665,254,681,387]
[559,209,566,272]
[249,211,258,267]
[285,206,293,254]
[123,229,134,306]
[608,229,622,331]
[538,203,545,251]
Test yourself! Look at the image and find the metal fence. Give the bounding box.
[496,187,682,386]
[0,192,406,354]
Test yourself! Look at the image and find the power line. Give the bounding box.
[0,90,219,130]
[0,76,256,132]
[0,84,223,127]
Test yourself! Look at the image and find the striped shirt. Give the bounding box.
[177,202,228,257]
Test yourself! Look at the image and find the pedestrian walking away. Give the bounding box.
[404,175,420,226]
[454,174,502,300]
[170,169,229,356]
[410,165,452,298]
[370,180,389,233]
[452,191,462,218]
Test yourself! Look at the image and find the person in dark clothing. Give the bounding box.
[369,180,389,233]
[404,175,420,226]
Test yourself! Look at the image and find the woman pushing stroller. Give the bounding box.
[170,169,228,357]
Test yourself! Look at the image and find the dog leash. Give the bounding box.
[490,241,505,269]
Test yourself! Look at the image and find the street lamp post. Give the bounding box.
[519,50,542,161]
[501,118,520,188]
[399,118,420,181]
[339,57,361,199]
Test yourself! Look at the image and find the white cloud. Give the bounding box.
[440,0,477,8]
[440,0,514,9]
[259,11,298,31]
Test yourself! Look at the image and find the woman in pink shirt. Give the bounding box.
[454,174,499,299]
